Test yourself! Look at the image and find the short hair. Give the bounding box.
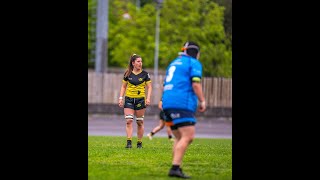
[182,41,200,59]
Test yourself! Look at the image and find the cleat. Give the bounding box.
[137,142,143,148]
[125,140,132,148]
[147,133,153,140]
[169,138,175,142]
[168,168,191,179]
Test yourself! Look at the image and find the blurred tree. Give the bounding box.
[139,0,154,7]
[211,0,232,37]
[158,0,231,77]
[108,1,156,68]
[89,0,232,77]
[88,0,97,69]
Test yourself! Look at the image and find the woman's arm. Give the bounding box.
[192,82,206,112]
[118,82,127,107]
[145,82,152,106]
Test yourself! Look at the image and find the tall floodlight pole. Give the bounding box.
[95,0,109,74]
[153,0,163,103]
[136,0,140,10]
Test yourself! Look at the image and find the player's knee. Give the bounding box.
[136,116,144,121]
[126,120,133,126]
[183,135,194,144]
[136,116,144,126]
[125,114,134,124]
[125,114,134,119]
[137,121,143,126]
[188,135,195,144]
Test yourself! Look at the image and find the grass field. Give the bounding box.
[88,136,232,180]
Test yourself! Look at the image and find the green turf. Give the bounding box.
[88,136,232,180]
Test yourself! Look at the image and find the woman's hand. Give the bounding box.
[158,100,163,110]
[198,101,206,112]
[119,99,123,107]
[146,99,151,106]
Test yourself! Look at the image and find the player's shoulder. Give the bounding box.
[188,56,199,62]
[180,55,199,64]
[190,57,202,67]
[141,69,149,75]
[140,70,151,79]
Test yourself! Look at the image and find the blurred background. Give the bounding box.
[88,0,232,118]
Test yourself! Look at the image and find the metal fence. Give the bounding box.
[88,72,232,108]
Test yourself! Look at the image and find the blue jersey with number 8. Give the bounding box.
[162,54,203,112]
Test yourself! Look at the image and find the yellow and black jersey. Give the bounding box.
[123,70,151,98]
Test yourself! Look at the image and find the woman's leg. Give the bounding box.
[135,108,146,147]
[166,125,174,140]
[124,108,134,148]
[147,119,165,140]
[152,119,165,134]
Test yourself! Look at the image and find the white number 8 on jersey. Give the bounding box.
[166,66,176,82]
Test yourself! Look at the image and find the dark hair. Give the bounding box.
[124,54,141,77]
[182,41,200,59]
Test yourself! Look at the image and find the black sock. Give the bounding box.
[171,165,180,170]
[151,132,155,136]
[168,135,172,139]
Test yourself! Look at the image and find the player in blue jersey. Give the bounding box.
[162,41,206,178]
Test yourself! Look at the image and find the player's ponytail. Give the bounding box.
[124,54,141,78]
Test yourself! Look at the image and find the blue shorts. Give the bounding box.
[124,96,146,110]
[163,109,196,129]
